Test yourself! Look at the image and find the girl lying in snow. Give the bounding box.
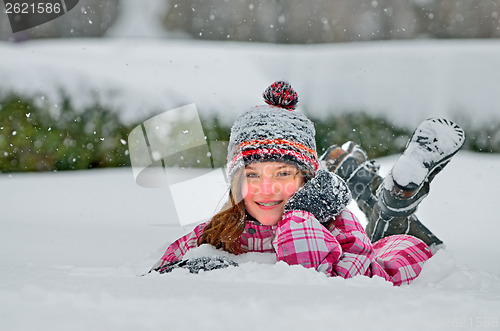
[150,81,465,286]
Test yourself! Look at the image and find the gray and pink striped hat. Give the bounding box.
[227,81,318,178]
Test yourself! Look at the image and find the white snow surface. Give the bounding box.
[1,152,499,330]
[1,38,500,127]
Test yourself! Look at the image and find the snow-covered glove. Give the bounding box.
[155,256,238,274]
[284,169,351,223]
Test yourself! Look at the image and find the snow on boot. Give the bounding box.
[378,118,465,220]
[389,118,465,196]
[368,118,465,247]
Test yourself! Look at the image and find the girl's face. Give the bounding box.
[242,162,305,226]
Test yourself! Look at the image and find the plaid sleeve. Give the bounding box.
[372,235,432,286]
[329,209,432,285]
[273,210,342,276]
[329,209,380,279]
[151,222,207,271]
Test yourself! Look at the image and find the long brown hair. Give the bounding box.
[197,170,247,254]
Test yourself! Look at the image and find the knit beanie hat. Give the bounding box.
[226,81,318,178]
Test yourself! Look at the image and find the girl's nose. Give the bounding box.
[259,176,278,195]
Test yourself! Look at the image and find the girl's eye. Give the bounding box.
[246,172,259,179]
[276,171,292,177]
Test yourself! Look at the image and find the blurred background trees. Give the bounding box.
[2,0,500,42]
[163,0,500,43]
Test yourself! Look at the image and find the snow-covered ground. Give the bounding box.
[1,38,500,128]
[0,151,499,330]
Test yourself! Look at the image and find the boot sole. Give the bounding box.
[391,118,465,192]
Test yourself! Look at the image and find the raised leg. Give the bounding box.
[320,118,465,249]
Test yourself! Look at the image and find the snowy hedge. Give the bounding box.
[0,94,131,172]
[0,93,498,173]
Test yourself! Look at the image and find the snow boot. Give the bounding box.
[387,118,465,198]
[320,141,368,180]
[367,118,465,248]
[320,141,440,247]
[320,141,382,216]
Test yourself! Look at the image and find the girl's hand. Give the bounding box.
[154,256,238,274]
[284,169,351,223]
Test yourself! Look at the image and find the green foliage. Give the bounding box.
[0,94,132,172]
[312,112,411,159]
[1,93,499,173]
[201,116,230,167]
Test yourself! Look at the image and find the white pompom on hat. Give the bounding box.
[226,81,318,178]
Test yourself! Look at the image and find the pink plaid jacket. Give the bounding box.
[154,209,432,286]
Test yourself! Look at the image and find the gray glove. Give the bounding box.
[155,256,238,274]
[284,169,351,223]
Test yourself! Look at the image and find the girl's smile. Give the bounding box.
[242,162,305,226]
[255,200,282,207]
